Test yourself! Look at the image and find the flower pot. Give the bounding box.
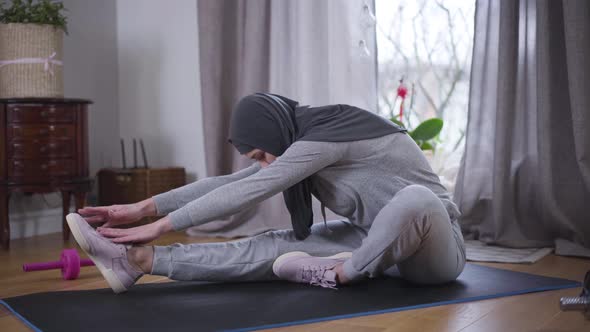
[0,23,64,98]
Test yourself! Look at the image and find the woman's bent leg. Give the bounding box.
[342,184,466,285]
[150,220,365,282]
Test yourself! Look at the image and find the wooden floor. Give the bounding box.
[0,232,589,332]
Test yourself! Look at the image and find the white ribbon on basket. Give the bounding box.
[0,52,63,75]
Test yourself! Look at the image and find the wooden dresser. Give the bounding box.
[0,98,93,250]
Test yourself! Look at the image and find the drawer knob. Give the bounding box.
[40,164,48,170]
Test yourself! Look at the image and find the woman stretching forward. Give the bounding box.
[67,93,465,293]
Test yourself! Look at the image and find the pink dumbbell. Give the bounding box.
[23,249,95,280]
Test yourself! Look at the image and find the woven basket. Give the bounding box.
[0,23,64,98]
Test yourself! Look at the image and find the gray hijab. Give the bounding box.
[228,93,406,240]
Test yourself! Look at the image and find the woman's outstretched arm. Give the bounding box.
[98,141,345,242]
[165,140,345,231]
[79,163,261,228]
[151,162,261,215]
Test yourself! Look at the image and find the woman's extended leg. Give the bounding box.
[341,184,466,285]
[145,219,366,281]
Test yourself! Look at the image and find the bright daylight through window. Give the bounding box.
[375,0,475,192]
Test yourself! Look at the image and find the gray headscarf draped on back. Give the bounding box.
[228,93,406,240]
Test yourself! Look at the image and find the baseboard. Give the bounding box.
[9,208,64,240]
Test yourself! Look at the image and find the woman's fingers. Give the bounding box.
[84,216,105,224]
[78,206,110,215]
[108,209,136,222]
[78,211,108,219]
[98,225,147,238]
[98,228,137,243]
[78,205,142,229]
[108,209,122,219]
[98,228,150,244]
[97,227,129,238]
[97,223,159,245]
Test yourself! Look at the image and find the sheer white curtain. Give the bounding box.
[269,0,378,110]
[269,0,378,223]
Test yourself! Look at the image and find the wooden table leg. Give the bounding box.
[74,191,87,216]
[61,190,71,241]
[0,189,10,250]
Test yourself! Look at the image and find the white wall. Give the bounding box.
[9,0,206,239]
[116,0,205,182]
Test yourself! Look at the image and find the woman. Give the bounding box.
[67,93,465,294]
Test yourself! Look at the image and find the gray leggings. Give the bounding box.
[151,185,466,285]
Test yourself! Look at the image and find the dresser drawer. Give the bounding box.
[8,159,76,180]
[7,138,74,158]
[8,124,75,140]
[7,104,75,123]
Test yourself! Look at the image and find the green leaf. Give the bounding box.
[410,118,443,141]
[420,141,434,151]
[389,117,406,129]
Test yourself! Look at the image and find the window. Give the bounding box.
[375,0,475,191]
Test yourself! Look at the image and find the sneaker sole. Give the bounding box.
[66,213,128,294]
[272,251,353,276]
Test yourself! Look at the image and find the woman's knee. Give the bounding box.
[384,185,446,222]
[398,252,464,285]
[395,185,440,208]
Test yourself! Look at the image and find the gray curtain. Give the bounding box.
[188,0,292,237]
[455,0,590,254]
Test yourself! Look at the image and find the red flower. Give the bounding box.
[396,80,408,122]
[397,84,408,99]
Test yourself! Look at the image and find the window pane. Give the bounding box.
[376,0,475,190]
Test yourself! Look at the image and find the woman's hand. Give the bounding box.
[78,198,157,227]
[97,217,173,244]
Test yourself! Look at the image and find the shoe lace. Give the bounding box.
[302,266,337,289]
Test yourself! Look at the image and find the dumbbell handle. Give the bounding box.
[560,296,590,311]
[23,259,94,272]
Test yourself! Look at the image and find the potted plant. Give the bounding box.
[0,0,68,98]
[388,77,443,152]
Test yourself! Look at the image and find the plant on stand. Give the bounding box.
[386,77,463,193]
[0,0,67,32]
[0,0,68,98]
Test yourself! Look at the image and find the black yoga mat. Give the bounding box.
[1,264,580,332]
